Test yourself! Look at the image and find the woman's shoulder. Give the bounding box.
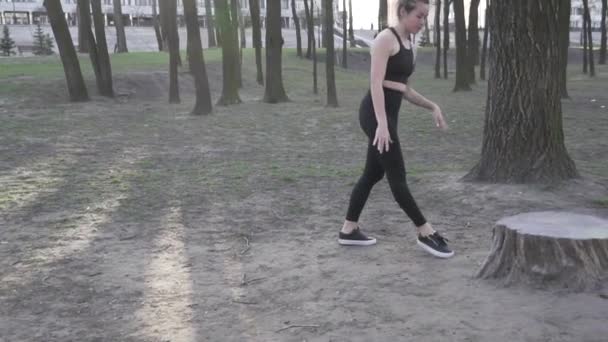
[371,28,398,50]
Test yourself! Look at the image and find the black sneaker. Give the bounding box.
[338,227,377,246]
[417,232,454,258]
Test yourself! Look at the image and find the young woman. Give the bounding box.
[339,0,453,258]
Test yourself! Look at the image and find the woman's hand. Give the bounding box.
[373,123,393,154]
[432,105,448,131]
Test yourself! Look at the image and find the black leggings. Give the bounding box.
[345,88,427,227]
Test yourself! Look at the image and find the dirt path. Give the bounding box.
[1,56,608,341]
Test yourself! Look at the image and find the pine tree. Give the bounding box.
[1,25,17,56]
[44,34,55,55]
[33,24,47,55]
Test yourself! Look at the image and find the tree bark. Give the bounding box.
[453,0,471,91]
[204,0,216,48]
[215,0,241,104]
[464,0,578,183]
[324,0,338,106]
[239,4,246,49]
[479,7,489,81]
[583,0,595,76]
[249,0,263,85]
[378,0,387,32]
[342,0,347,68]
[559,0,571,98]
[292,0,302,57]
[434,0,441,79]
[600,0,607,64]
[44,0,89,102]
[183,0,212,115]
[77,0,90,53]
[348,0,354,47]
[152,0,163,51]
[113,0,128,53]
[443,0,450,79]
[263,0,289,103]
[476,211,608,292]
[91,0,114,97]
[230,0,242,88]
[160,0,180,103]
[467,0,480,66]
[304,0,313,58]
[582,5,588,74]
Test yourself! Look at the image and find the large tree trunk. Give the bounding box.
[378,0,387,32]
[583,0,595,77]
[559,0,571,98]
[77,0,90,53]
[205,0,216,47]
[348,0,354,47]
[183,0,212,115]
[230,0,242,88]
[152,0,163,51]
[312,0,318,94]
[464,0,578,183]
[476,211,608,292]
[44,0,89,102]
[324,0,338,106]
[160,0,180,103]
[479,7,489,81]
[453,0,471,91]
[443,0,450,79]
[342,0,347,68]
[215,0,241,104]
[263,0,289,103]
[91,0,114,97]
[304,0,313,58]
[292,0,302,57]
[113,0,128,53]
[434,0,441,79]
[249,0,263,85]
[600,0,607,64]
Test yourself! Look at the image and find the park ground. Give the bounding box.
[1,48,608,341]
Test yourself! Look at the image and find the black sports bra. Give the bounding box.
[384,27,414,84]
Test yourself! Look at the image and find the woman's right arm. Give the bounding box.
[369,31,394,153]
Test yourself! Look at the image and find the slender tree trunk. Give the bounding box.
[443,0,450,79]
[324,0,338,106]
[583,0,595,77]
[342,0,347,68]
[216,26,222,46]
[249,0,263,85]
[205,0,216,47]
[184,0,212,115]
[600,0,607,64]
[559,0,571,98]
[152,0,163,51]
[480,7,489,81]
[113,0,128,53]
[77,0,90,53]
[239,5,246,48]
[292,0,302,57]
[263,0,289,103]
[434,0,441,79]
[230,0,242,88]
[304,0,313,58]
[465,0,578,183]
[91,0,114,97]
[467,0,480,66]
[348,0,354,47]
[44,0,89,102]
[215,0,241,104]
[378,0,387,32]
[583,8,588,74]
[160,0,180,103]
[312,0,318,94]
[453,0,471,91]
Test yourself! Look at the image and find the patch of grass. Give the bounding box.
[592,198,608,207]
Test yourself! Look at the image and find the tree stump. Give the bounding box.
[476,211,608,291]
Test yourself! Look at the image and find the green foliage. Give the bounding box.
[1,25,17,56]
[32,24,54,55]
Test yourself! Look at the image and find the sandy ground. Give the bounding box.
[1,51,608,341]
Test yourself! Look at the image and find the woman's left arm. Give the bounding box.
[404,85,449,130]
